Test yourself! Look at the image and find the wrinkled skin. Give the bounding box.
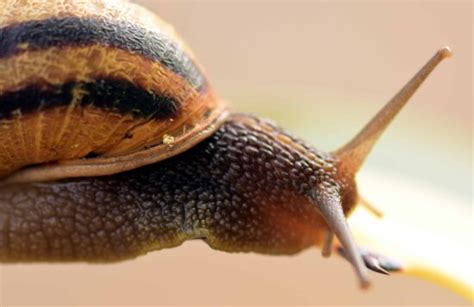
[0,114,357,262]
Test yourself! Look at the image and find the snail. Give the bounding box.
[0,0,452,289]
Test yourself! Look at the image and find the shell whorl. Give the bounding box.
[0,0,226,179]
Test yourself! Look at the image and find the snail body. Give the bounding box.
[0,0,451,288]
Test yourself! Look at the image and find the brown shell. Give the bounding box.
[0,0,228,183]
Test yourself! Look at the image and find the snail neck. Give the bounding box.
[0,113,357,262]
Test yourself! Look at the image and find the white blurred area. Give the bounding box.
[1,1,472,305]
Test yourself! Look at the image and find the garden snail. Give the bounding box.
[0,0,452,289]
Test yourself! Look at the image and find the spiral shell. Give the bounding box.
[0,0,227,180]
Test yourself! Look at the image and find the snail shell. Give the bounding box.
[0,0,228,180]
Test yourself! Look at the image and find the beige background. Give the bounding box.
[1,0,472,306]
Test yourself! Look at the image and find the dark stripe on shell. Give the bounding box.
[0,79,179,120]
[0,17,206,91]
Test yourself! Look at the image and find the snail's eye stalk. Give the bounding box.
[312,187,370,288]
[335,47,452,176]
[322,46,453,289]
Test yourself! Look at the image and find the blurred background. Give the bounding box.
[1,0,472,305]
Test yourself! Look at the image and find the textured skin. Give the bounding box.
[0,114,357,262]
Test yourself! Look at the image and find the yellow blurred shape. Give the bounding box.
[350,169,473,301]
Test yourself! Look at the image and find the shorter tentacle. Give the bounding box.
[338,247,404,275]
[321,230,334,258]
[359,196,384,218]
